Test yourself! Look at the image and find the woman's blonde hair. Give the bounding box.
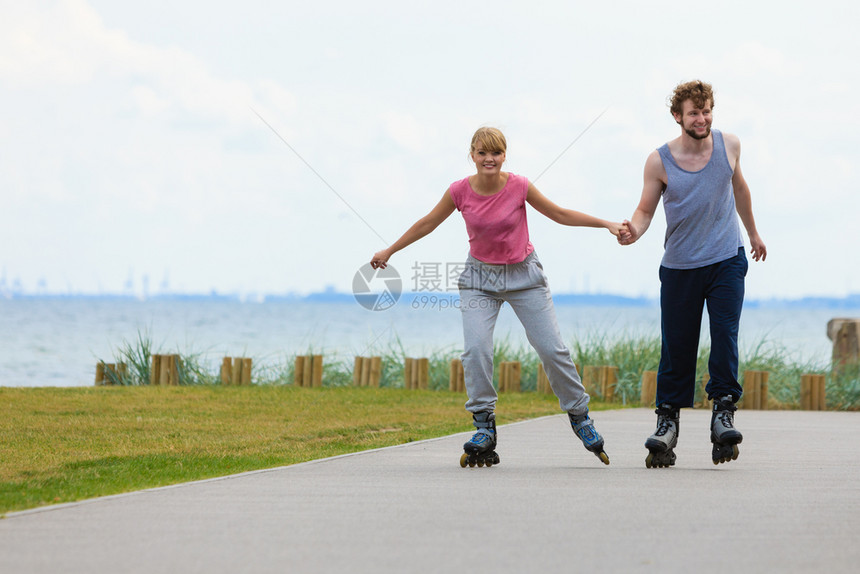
[470,127,507,154]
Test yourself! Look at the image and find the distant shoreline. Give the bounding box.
[2,291,860,309]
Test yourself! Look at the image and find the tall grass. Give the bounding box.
[102,330,860,410]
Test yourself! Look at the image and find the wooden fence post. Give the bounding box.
[537,364,552,394]
[369,356,382,387]
[640,370,657,407]
[416,358,429,390]
[294,355,323,388]
[360,356,372,387]
[449,359,465,392]
[95,362,106,386]
[800,374,826,410]
[498,361,521,392]
[150,355,161,386]
[294,356,305,387]
[742,371,770,410]
[311,355,323,387]
[601,366,617,402]
[404,358,414,390]
[582,366,617,402]
[582,366,600,397]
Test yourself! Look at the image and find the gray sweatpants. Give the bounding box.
[458,252,590,415]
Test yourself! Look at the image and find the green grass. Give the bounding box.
[0,386,591,514]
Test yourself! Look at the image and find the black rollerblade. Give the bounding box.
[569,411,610,465]
[711,395,742,465]
[460,411,500,468]
[645,405,679,468]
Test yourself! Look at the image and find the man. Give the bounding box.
[618,80,767,468]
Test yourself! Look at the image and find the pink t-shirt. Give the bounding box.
[448,173,534,264]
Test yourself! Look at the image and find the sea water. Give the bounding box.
[0,297,850,387]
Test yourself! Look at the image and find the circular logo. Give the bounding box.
[352,263,402,311]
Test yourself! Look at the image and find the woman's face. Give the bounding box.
[470,141,505,176]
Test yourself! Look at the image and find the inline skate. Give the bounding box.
[460,411,500,468]
[569,411,610,465]
[711,395,742,465]
[645,405,679,468]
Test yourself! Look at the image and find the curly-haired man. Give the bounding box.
[619,80,767,468]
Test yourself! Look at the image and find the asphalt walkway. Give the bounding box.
[1,408,858,573]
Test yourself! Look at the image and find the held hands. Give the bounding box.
[606,220,630,241]
[617,219,637,245]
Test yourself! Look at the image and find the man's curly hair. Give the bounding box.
[669,80,714,117]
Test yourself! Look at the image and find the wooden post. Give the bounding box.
[449,359,465,392]
[799,373,826,411]
[231,357,243,387]
[369,356,382,387]
[292,356,304,386]
[416,358,429,390]
[301,356,313,387]
[103,363,118,385]
[241,358,252,385]
[640,370,657,406]
[169,354,181,385]
[800,374,814,410]
[404,358,415,390]
[158,354,170,385]
[582,366,600,397]
[221,358,231,385]
[500,362,521,392]
[743,371,759,410]
[95,362,106,386]
[829,319,860,371]
[311,355,323,387]
[582,366,616,401]
[150,354,161,386]
[601,366,617,402]
[353,357,363,387]
[817,374,826,410]
[537,364,551,394]
[759,371,769,410]
[360,356,372,386]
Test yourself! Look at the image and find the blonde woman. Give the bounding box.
[371,127,624,467]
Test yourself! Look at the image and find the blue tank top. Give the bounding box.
[657,129,744,269]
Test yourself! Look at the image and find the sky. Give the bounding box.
[1,0,858,300]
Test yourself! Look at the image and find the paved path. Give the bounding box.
[2,408,859,573]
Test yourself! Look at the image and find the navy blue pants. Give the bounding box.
[657,248,748,408]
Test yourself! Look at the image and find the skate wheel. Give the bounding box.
[493,454,500,465]
[485,460,493,468]
[459,453,468,468]
[468,458,476,468]
[731,445,739,460]
[477,459,485,467]
[645,453,654,469]
[598,451,610,465]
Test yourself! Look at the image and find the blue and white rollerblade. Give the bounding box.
[569,410,610,465]
[460,411,500,468]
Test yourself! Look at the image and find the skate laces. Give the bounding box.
[469,429,493,445]
[655,416,673,437]
[715,410,735,429]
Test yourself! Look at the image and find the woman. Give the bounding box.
[371,127,624,467]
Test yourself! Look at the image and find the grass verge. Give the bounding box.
[0,386,609,514]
